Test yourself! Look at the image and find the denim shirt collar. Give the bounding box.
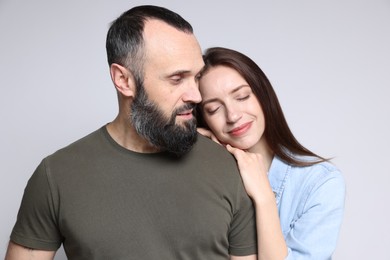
[268,156,291,206]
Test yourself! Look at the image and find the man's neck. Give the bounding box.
[106,116,161,153]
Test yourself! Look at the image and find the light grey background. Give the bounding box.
[1,0,389,259]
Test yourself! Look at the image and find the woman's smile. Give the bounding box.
[228,121,252,137]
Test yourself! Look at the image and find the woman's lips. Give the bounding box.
[228,122,252,137]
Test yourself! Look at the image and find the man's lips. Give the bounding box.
[228,122,252,136]
[176,109,194,119]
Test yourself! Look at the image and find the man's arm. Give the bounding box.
[5,241,56,260]
[230,254,257,260]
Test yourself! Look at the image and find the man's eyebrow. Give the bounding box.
[165,70,191,78]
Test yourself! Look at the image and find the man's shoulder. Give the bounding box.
[195,134,227,151]
[46,126,106,160]
[191,134,239,175]
[193,134,234,159]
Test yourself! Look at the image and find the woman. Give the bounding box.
[197,47,345,260]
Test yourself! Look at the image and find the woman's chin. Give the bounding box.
[228,142,252,151]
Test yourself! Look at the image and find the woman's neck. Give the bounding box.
[247,139,274,171]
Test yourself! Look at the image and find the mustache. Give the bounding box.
[174,103,196,115]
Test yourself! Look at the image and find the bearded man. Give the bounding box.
[6,5,257,260]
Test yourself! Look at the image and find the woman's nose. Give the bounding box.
[226,108,242,123]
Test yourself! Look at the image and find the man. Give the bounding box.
[6,5,257,259]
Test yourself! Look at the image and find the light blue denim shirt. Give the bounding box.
[268,156,345,260]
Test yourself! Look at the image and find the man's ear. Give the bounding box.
[110,63,136,98]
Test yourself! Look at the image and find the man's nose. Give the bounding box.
[182,80,202,104]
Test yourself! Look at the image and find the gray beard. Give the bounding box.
[130,82,197,157]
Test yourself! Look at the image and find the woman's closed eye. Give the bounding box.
[204,105,220,115]
[237,95,250,101]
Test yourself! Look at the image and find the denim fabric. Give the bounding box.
[268,156,345,260]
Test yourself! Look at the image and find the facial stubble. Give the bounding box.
[130,80,198,157]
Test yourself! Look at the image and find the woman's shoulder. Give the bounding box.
[285,155,342,175]
[305,159,342,179]
[273,156,344,188]
[289,157,345,192]
[270,156,345,211]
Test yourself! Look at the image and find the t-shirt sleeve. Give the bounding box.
[228,179,257,256]
[10,159,62,250]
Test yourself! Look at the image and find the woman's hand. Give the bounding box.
[197,128,273,202]
[226,144,287,260]
[225,144,273,202]
[197,128,222,145]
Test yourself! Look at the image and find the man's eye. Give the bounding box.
[171,76,183,84]
[195,74,201,82]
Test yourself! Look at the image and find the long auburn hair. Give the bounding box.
[197,47,327,167]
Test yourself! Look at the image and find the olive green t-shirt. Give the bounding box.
[11,126,257,259]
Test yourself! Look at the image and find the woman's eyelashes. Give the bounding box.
[205,105,220,115]
[237,95,250,101]
[204,94,251,115]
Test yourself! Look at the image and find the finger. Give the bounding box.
[197,127,212,137]
[211,135,222,145]
[225,144,234,153]
[226,144,242,158]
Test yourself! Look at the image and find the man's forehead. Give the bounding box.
[142,19,203,73]
[143,19,199,48]
[143,19,188,40]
